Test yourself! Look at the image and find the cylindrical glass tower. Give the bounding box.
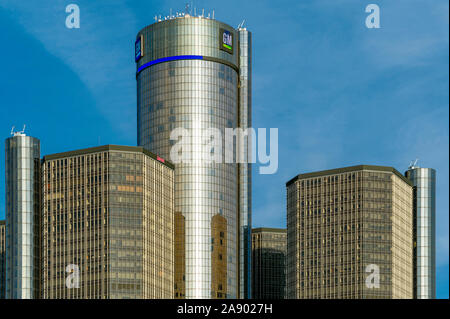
[136,14,251,299]
[5,132,40,299]
[405,166,436,299]
[238,28,252,299]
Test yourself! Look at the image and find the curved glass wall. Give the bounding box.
[5,134,40,299]
[238,28,252,299]
[405,167,436,299]
[136,17,239,73]
[136,16,248,299]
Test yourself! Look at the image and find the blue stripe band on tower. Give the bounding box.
[137,55,204,74]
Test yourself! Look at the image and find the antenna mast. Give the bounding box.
[409,158,419,169]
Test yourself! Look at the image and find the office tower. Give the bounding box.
[1,220,5,299]
[286,165,414,299]
[405,164,436,299]
[41,145,174,299]
[5,131,41,299]
[238,25,252,300]
[136,13,252,299]
[252,228,286,299]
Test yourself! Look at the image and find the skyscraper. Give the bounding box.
[286,165,414,299]
[405,164,436,299]
[136,13,252,299]
[41,145,174,299]
[5,131,41,299]
[0,220,5,299]
[252,228,286,299]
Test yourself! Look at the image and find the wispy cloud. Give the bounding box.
[0,1,138,134]
[360,0,449,69]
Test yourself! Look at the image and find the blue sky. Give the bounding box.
[0,0,448,298]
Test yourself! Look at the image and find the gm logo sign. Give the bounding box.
[220,28,233,54]
[135,34,144,62]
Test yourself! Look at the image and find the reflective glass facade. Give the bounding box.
[238,28,252,299]
[286,166,414,299]
[136,16,251,299]
[405,167,436,299]
[41,145,174,299]
[5,134,40,299]
[252,228,286,299]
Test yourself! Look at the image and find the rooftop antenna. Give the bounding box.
[409,158,419,169]
[238,19,245,29]
[212,10,215,19]
[185,3,189,15]
[170,8,172,18]
[202,8,204,17]
[11,125,26,136]
[154,15,157,22]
